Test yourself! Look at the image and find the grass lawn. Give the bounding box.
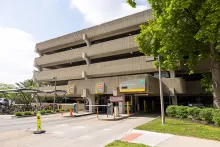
[136,118,220,141]
[105,140,149,147]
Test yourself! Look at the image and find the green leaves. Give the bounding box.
[201,72,213,93]
[127,0,136,8]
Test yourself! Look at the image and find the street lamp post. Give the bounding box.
[158,55,165,124]
[53,77,57,112]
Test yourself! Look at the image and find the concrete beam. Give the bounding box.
[82,52,90,65]
[82,71,88,79]
[83,34,91,47]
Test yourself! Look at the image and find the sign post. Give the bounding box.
[33,112,46,134]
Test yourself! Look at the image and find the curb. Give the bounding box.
[98,116,129,121]
[98,113,140,121]
[63,113,95,118]
[14,112,64,118]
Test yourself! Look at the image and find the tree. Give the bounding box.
[15,79,37,89]
[127,0,220,108]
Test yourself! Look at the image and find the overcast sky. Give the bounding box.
[0,0,150,84]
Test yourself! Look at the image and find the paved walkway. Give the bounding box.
[121,129,220,147]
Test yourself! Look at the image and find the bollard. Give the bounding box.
[127,101,130,116]
[144,100,147,113]
[70,108,73,116]
[97,107,99,119]
[33,111,46,134]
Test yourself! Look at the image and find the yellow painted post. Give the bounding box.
[127,101,130,116]
[77,101,80,112]
[36,112,42,131]
[144,100,146,113]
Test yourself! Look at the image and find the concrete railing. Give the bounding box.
[35,35,138,67]
[34,56,156,82]
[36,9,153,54]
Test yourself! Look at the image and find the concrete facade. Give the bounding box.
[34,9,211,112]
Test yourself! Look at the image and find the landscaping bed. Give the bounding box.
[105,140,149,147]
[136,105,220,141]
[14,108,71,117]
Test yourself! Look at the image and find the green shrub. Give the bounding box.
[66,108,70,111]
[23,111,32,115]
[40,110,46,114]
[46,110,52,113]
[187,107,201,120]
[175,106,188,119]
[212,109,220,126]
[61,108,64,112]
[199,108,214,123]
[14,112,23,116]
[55,109,61,112]
[166,105,177,117]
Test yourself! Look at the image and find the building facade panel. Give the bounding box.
[35,35,138,67]
[36,10,153,54]
[34,56,156,82]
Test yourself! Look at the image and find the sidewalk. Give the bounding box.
[121,129,220,147]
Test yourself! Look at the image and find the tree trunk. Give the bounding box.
[210,44,220,108]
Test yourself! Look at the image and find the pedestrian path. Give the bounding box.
[121,129,220,147]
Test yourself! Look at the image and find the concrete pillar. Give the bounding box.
[86,94,95,112]
[170,71,176,78]
[171,95,178,105]
[119,95,125,114]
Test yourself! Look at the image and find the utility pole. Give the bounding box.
[53,77,57,112]
[158,55,165,124]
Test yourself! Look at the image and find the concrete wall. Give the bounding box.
[34,56,156,82]
[162,78,186,94]
[35,35,138,67]
[67,74,158,95]
[36,10,153,54]
[38,76,189,96]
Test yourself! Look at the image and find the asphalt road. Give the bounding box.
[0,113,156,147]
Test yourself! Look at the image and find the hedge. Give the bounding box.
[40,110,46,114]
[187,107,201,120]
[199,108,214,123]
[166,105,220,126]
[45,110,52,113]
[213,109,220,126]
[55,109,61,112]
[14,112,23,116]
[23,111,32,115]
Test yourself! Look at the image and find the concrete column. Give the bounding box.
[86,94,95,112]
[119,95,125,114]
[170,71,176,78]
[171,95,178,105]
